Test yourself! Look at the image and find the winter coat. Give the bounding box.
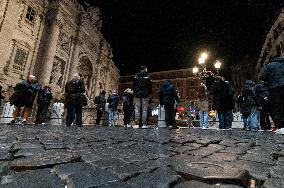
[259,57,284,89]
[133,71,152,98]
[211,79,235,112]
[64,79,86,107]
[254,82,269,106]
[37,88,53,106]
[159,80,179,106]
[122,91,134,111]
[9,80,40,108]
[95,94,106,111]
[241,80,258,107]
[107,94,119,111]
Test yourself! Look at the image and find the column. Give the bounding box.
[68,37,81,81]
[35,19,61,86]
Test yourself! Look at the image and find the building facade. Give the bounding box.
[257,8,284,71]
[119,68,200,106]
[0,0,119,103]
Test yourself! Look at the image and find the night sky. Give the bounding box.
[79,0,283,76]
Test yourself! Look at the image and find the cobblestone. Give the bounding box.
[0,124,283,187]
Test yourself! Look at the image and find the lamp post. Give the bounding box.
[192,52,222,79]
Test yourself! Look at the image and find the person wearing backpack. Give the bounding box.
[122,88,134,127]
[94,90,106,126]
[35,86,53,124]
[240,80,259,131]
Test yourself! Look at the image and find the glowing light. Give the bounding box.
[214,60,222,69]
[193,66,199,74]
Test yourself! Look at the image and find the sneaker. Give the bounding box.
[127,124,132,128]
[142,125,148,128]
[22,119,27,124]
[8,120,16,125]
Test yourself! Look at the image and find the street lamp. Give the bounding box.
[214,60,222,75]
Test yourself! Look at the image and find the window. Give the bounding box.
[25,6,36,23]
[12,47,28,72]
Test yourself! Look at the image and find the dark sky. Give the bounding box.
[79,0,283,76]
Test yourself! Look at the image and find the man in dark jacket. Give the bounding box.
[107,90,119,126]
[9,75,40,124]
[259,57,284,129]
[94,90,106,126]
[64,73,86,127]
[35,86,53,124]
[159,80,179,128]
[211,76,235,129]
[133,66,152,127]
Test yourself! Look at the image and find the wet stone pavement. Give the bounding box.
[0,125,283,188]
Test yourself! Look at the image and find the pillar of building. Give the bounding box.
[35,18,61,85]
[68,37,81,81]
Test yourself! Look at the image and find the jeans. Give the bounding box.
[199,110,209,128]
[66,106,82,126]
[242,114,249,130]
[218,110,233,129]
[108,109,117,125]
[247,106,259,131]
[96,109,104,125]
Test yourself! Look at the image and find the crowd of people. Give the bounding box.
[0,56,283,131]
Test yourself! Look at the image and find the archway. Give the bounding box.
[77,56,93,97]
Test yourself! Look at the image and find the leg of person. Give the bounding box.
[134,98,141,125]
[40,105,49,124]
[224,110,233,129]
[35,105,43,124]
[75,106,83,127]
[203,111,209,128]
[22,107,31,124]
[108,109,113,126]
[250,107,259,131]
[199,111,204,128]
[75,106,82,127]
[96,109,103,125]
[142,98,148,126]
[218,111,225,129]
[10,106,21,124]
[169,105,177,128]
[66,107,75,126]
[164,105,170,127]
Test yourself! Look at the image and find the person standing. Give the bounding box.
[259,57,284,130]
[255,80,271,130]
[196,82,209,129]
[35,86,53,124]
[8,75,40,124]
[94,90,106,126]
[133,66,152,128]
[107,90,119,126]
[240,80,259,131]
[211,76,235,129]
[64,73,86,127]
[122,88,134,127]
[159,80,180,128]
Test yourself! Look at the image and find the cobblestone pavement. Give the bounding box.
[0,124,283,188]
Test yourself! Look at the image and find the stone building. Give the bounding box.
[0,0,119,102]
[119,68,200,106]
[256,8,284,72]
